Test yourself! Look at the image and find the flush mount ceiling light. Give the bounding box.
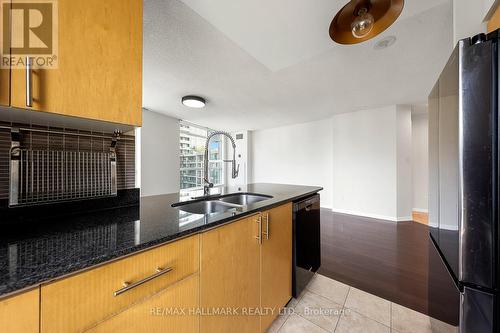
[182,95,206,108]
[329,0,404,45]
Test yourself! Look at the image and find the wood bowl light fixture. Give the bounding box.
[329,0,404,45]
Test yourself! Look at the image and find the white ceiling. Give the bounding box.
[143,0,452,131]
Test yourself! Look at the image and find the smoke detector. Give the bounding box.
[374,36,397,50]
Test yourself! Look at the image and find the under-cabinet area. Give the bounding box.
[0,201,294,333]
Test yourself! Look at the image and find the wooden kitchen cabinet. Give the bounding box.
[0,0,9,107]
[41,235,199,333]
[200,203,293,333]
[200,214,262,333]
[9,0,142,126]
[0,288,40,333]
[86,274,200,333]
[260,203,293,331]
[0,67,8,106]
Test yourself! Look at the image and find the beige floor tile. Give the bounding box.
[278,314,329,333]
[335,309,390,333]
[267,313,289,333]
[344,287,391,326]
[392,303,458,333]
[287,288,307,309]
[306,274,350,305]
[295,291,344,332]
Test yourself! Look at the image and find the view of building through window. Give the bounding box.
[180,121,224,191]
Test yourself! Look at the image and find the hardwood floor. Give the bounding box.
[318,209,458,325]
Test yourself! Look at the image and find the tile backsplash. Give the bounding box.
[0,122,136,203]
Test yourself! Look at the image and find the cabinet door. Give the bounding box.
[0,288,39,333]
[10,0,142,126]
[261,203,292,332]
[200,215,261,333]
[87,274,199,333]
[0,0,9,106]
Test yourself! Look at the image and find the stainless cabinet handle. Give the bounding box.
[113,266,173,297]
[255,214,262,244]
[25,57,32,107]
[262,212,269,240]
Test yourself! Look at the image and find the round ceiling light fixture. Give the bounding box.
[182,95,206,108]
[374,35,397,50]
[329,0,404,45]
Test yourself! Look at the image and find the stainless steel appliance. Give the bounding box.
[292,194,321,298]
[428,30,499,332]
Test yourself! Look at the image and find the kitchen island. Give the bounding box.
[0,183,321,333]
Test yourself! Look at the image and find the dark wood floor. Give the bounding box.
[318,209,457,325]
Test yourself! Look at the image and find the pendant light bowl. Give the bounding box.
[329,0,404,45]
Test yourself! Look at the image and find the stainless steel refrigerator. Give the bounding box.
[428,31,499,332]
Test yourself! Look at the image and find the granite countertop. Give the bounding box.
[0,183,322,298]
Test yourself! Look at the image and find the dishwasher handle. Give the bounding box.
[294,194,320,212]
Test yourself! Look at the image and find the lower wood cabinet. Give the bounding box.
[200,214,262,333]
[0,288,39,333]
[200,203,293,333]
[260,203,293,331]
[86,274,200,333]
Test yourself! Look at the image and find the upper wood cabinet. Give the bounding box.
[200,214,262,333]
[9,0,142,126]
[0,67,9,107]
[0,0,9,106]
[0,288,40,333]
[260,203,293,331]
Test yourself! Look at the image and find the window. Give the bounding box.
[179,121,224,192]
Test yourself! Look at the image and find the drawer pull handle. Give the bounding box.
[255,214,262,244]
[113,266,173,297]
[26,57,33,107]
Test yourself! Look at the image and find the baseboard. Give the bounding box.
[412,210,429,225]
[397,216,413,221]
[331,208,400,222]
[412,208,428,213]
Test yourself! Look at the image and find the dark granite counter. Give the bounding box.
[0,183,322,298]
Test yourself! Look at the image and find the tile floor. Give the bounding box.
[267,274,458,333]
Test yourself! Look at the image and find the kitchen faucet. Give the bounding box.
[204,131,239,196]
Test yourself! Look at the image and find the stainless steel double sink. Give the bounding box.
[172,193,273,215]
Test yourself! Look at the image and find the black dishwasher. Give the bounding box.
[292,193,321,298]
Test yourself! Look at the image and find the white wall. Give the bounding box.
[141,110,180,197]
[396,106,413,220]
[332,107,397,220]
[453,0,493,44]
[249,119,333,209]
[483,0,499,19]
[412,113,429,212]
[332,106,412,221]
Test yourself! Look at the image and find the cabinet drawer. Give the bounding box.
[0,289,39,333]
[86,274,199,333]
[41,235,199,333]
